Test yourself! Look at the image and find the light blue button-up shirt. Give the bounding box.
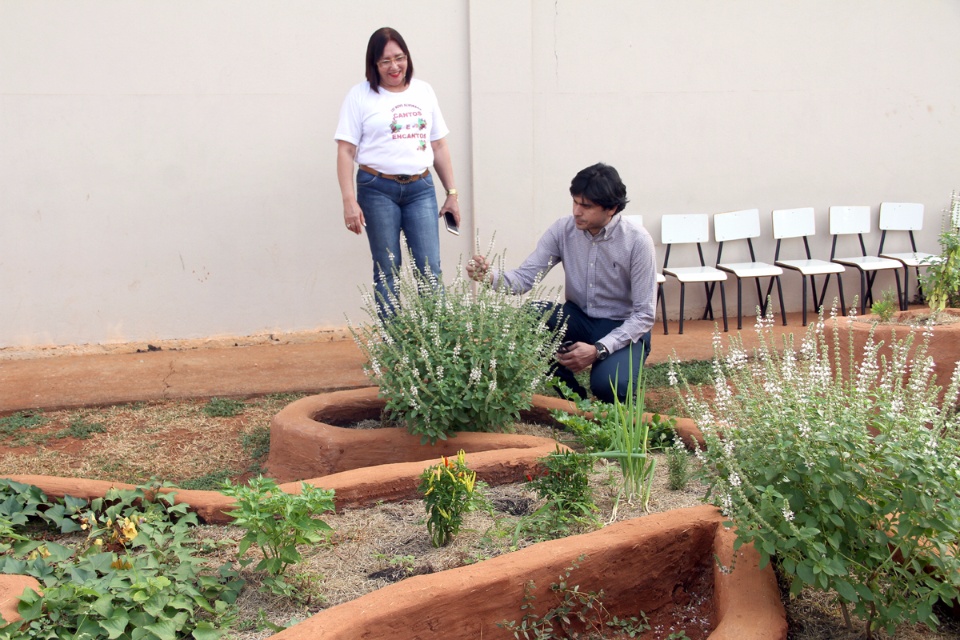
[492,214,658,353]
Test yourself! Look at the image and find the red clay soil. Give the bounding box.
[0,312,806,416]
[0,318,799,638]
[0,388,785,640]
[267,505,785,640]
[0,575,40,625]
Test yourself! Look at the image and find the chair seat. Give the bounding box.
[776,259,846,276]
[656,273,666,284]
[717,262,783,279]
[879,251,941,267]
[832,255,902,271]
[663,266,727,283]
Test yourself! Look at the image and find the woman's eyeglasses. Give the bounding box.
[377,54,407,69]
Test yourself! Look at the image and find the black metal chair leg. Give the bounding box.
[720,282,729,332]
[900,267,909,310]
[678,283,686,335]
[894,272,903,311]
[737,279,743,330]
[837,276,847,316]
[702,282,716,321]
[776,276,786,325]
[658,283,668,335]
[801,277,809,326]
[860,271,868,316]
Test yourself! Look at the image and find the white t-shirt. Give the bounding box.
[334,78,450,175]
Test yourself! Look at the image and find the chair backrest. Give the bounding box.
[829,206,872,236]
[714,208,761,242]
[661,213,710,244]
[772,207,816,240]
[879,202,924,231]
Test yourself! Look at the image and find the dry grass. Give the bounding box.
[0,393,299,487]
[3,399,960,639]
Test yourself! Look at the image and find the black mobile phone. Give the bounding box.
[557,340,574,354]
[443,211,460,235]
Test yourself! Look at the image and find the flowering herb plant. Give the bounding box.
[418,450,489,547]
[350,247,565,444]
[675,307,960,638]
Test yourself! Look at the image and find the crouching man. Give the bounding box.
[466,163,658,403]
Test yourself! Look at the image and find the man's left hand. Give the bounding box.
[555,341,597,374]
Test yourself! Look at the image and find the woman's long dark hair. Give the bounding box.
[365,27,413,92]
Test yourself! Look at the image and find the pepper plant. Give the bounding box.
[222,475,335,591]
[419,450,489,547]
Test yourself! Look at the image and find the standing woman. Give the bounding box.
[335,27,460,312]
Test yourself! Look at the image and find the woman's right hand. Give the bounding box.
[336,140,364,235]
[344,200,365,235]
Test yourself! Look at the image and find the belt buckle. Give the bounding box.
[395,174,413,184]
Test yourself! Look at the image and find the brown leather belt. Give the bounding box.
[359,165,429,184]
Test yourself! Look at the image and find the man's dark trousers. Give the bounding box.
[544,301,651,403]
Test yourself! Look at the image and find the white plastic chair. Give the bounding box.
[829,206,903,315]
[772,207,846,326]
[622,215,668,335]
[661,213,728,335]
[714,208,785,330]
[877,202,940,309]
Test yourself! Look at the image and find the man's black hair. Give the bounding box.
[569,163,629,213]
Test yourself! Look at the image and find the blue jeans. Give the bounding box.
[545,301,651,403]
[356,170,441,313]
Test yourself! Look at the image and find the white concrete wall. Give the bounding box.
[2,1,958,347]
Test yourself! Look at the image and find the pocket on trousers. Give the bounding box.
[356,170,377,187]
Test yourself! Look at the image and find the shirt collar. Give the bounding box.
[585,213,622,240]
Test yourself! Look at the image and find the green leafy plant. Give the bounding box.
[595,346,658,511]
[349,250,565,444]
[0,480,242,639]
[222,476,335,584]
[497,557,650,639]
[644,359,715,387]
[241,424,271,459]
[517,447,599,542]
[921,190,960,313]
[372,552,416,577]
[55,415,106,440]
[202,397,246,417]
[0,411,47,437]
[550,382,675,453]
[680,308,960,638]
[869,288,899,322]
[419,449,489,547]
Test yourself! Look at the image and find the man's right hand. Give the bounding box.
[466,254,491,283]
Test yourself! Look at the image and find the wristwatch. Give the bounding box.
[594,342,610,361]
